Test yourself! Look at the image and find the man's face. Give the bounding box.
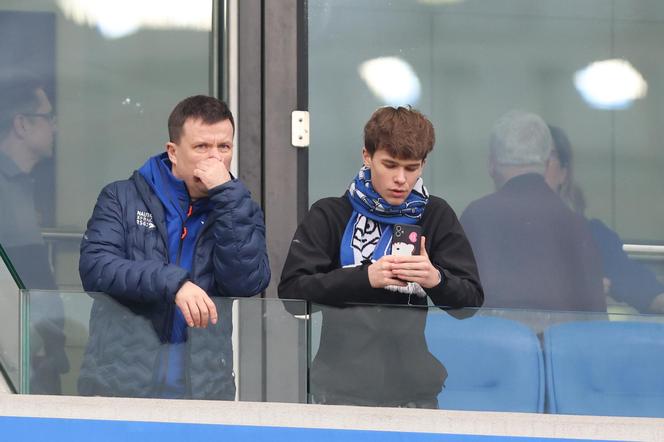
[166,118,234,199]
[362,148,424,205]
[24,88,55,160]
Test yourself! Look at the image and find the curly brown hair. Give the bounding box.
[363,106,435,161]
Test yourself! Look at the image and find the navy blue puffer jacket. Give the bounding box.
[78,169,270,398]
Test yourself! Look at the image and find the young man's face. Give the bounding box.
[362,147,424,205]
[166,117,234,199]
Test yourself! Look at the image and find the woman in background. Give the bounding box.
[545,125,664,313]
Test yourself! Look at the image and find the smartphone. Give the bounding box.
[391,224,422,256]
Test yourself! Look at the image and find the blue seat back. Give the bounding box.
[543,321,664,417]
[425,313,544,412]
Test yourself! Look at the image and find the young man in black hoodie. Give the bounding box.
[279,106,483,408]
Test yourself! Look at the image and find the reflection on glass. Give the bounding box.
[543,319,664,418]
[1,1,214,292]
[78,294,236,399]
[358,57,421,106]
[574,59,647,110]
[309,0,664,246]
[310,303,664,418]
[546,125,664,315]
[21,291,307,401]
[0,247,20,391]
[424,310,544,413]
[309,305,444,408]
[460,111,606,312]
[0,71,68,394]
[56,0,212,39]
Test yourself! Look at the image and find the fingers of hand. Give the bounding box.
[194,163,230,189]
[385,277,407,287]
[381,269,399,283]
[196,298,210,328]
[369,261,407,288]
[420,236,428,257]
[392,259,428,271]
[379,255,397,264]
[393,269,429,278]
[191,292,219,328]
[176,299,194,328]
[392,255,427,264]
[188,299,202,328]
[204,296,218,325]
[175,283,218,328]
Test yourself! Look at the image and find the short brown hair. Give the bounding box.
[363,106,435,160]
[168,95,235,143]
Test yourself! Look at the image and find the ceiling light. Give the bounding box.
[358,57,422,107]
[57,0,212,39]
[574,59,647,110]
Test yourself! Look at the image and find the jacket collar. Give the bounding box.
[501,173,550,193]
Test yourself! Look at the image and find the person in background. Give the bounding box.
[0,70,68,394]
[460,110,605,312]
[546,125,664,313]
[279,106,483,408]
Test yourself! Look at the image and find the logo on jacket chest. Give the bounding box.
[136,210,156,229]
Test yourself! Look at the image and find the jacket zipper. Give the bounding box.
[184,204,212,397]
[160,203,193,395]
[175,204,193,266]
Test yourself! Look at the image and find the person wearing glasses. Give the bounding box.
[0,70,67,394]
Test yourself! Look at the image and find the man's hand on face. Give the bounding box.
[174,281,218,328]
[193,157,231,191]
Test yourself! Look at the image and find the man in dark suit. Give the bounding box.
[460,110,605,312]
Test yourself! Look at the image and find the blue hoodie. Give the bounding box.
[139,152,213,397]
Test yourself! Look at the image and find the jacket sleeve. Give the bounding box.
[589,219,663,312]
[79,182,189,303]
[207,180,270,297]
[278,201,386,306]
[426,204,484,309]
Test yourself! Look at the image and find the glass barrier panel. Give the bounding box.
[310,302,664,418]
[308,0,664,242]
[0,245,21,391]
[307,0,664,311]
[0,1,214,290]
[22,290,307,402]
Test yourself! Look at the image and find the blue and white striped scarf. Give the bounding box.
[340,166,429,268]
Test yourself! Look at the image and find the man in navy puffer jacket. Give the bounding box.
[78,96,270,399]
